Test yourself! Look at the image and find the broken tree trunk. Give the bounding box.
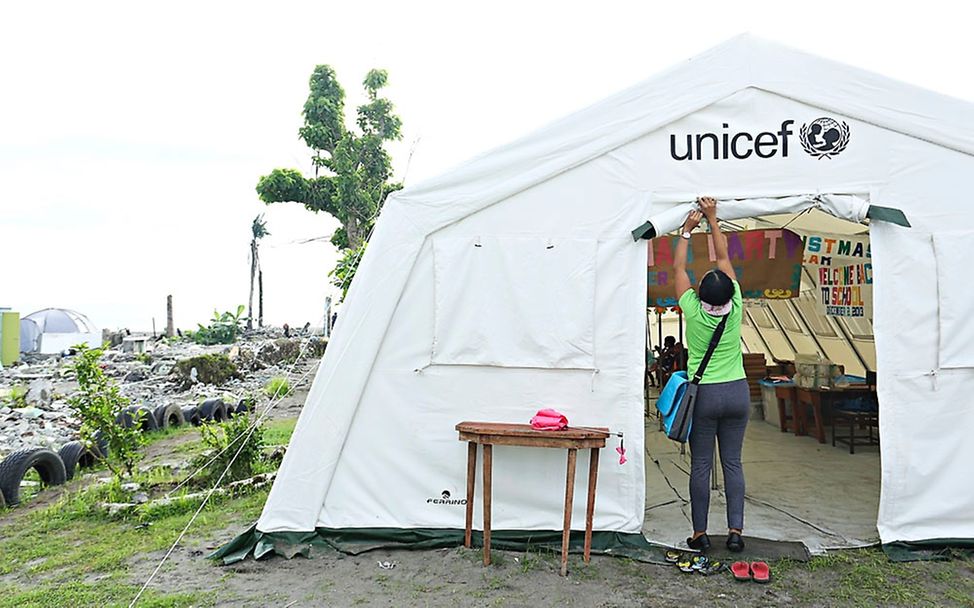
[166,295,174,338]
[258,269,264,328]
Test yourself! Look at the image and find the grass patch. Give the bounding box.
[0,471,269,578]
[263,418,297,446]
[144,424,197,445]
[776,548,974,608]
[824,549,931,606]
[0,580,209,608]
[516,547,559,574]
[264,376,291,399]
[17,468,44,504]
[0,456,272,607]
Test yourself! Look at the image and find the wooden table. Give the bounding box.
[456,422,609,576]
[773,384,798,433]
[794,385,876,444]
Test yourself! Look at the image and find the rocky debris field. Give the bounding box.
[0,327,324,457]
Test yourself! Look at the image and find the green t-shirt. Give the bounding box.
[678,280,746,384]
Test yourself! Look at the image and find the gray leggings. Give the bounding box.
[688,379,750,532]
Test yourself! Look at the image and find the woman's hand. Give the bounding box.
[683,210,703,232]
[698,196,718,218]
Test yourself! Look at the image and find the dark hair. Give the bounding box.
[699,269,734,306]
[664,336,676,346]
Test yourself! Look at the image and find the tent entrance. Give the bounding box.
[642,208,879,554]
[641,414,880,554]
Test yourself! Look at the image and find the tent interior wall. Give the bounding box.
[643,209,883,553]
[648,209,876,378]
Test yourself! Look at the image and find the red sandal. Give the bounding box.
[730,561,751,581]
[750,561,771,584]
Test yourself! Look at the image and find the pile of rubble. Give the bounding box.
[0,327,326,457]
[0,376,79,455]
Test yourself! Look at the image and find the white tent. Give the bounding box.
[20,308,101,354]
[223,35,974,560]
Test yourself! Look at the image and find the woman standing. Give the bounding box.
[672,196,748,553]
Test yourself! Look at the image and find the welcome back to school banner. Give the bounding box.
[647,229,804,307]
[798,231,872,318]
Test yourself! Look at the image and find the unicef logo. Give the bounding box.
[800,117,851,159]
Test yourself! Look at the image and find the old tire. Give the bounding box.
[181,406,202,427]
[0,447,68,506]
[117,405,159,432]
[234,399,250,416]
[58,441,86,480]
[199,398,227,423]
[153,403,185,429]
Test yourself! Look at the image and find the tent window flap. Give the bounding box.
[432,236,597,369]
[934,232,974,369]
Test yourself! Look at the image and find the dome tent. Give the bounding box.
[18,318,39,354]
[213,35,974,564]
[21,308,101,354]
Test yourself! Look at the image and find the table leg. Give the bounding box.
[811,394,825,444]
[464,442,476,548]
[584,448,599,563]
[482,444,492,566]
[561,448,578,576]
[795,393,808,436]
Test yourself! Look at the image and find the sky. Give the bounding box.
[2,0,972,331]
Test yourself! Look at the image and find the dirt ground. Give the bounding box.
[2,372,972,607]
[129,535,974,608]
[124,392,972,608]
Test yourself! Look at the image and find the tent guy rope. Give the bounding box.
[130,203,384,606]
[128,338,314,608]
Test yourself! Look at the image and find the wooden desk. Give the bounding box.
[794,385,876,444]
[773,385,798,434]
[456,422,609,577]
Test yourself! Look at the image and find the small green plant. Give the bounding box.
[264,376,291,399]
[3,384,28,408]
[67,345,144,479]
[190,412,265,487]
[186,305,247,345]
[134,352,152,365]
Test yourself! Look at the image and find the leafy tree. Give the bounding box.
[328,242,366,300]
[257,66,403,296]
[248,215,269,329]
[67,345,144,479]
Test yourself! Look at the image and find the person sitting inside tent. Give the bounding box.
[673,196,748,554]
[656,336,681,386]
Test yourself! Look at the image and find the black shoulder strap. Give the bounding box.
[692,314,729,384]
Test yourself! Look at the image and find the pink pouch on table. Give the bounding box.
[530,408,568,431]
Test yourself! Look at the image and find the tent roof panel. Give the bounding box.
[390,34,974,233]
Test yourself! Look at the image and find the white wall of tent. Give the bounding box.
[228,35,974,562]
